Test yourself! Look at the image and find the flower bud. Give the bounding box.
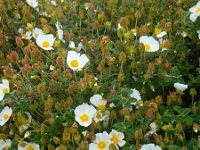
[110,110,117,120]
[146,109,154,120]
[53,136,60,145]
[62,128,71,143]
[16,37,24,47]
[119,107,129,116]
[37,83,46,95]
[135,129,143,140]
[40,18,48,24]
[193,123,199,133]
[176,123,183,133]
[10,51,19,62]
[56,56,64,67]
[189,88,197,97]
[48,117,55,125]
[118,72,125,81]
[93,20,99,29]
[65,72,72,79]
[155,95,163,105]
[74,134,81,143]
[119,52,126,64]
[78,10,84,19]
[135,10,142,19]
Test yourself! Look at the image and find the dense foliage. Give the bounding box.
[0,0,200,150]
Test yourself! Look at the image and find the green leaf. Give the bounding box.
[173,106,182,114]
[179,108,191,117]
[168,145,181,150]
[163,114,175,123]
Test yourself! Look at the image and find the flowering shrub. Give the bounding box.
[0,0,200,150]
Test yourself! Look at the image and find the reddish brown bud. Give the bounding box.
[164,63,172,70]
[16,37,24,47]
[93,21,99,29]
[146,109,154,120]
[78,10,84,19]
[37,83,46,95]
[48,117,55,125]
[65,72,72,79]
[66,97,73,106]
[135,129,143,140]
[4,66,13,76]
[10,51,19,62]
[64,32,74,41]
[56,56,64,67]
[148,63,154,71]
[32,48,41,57]
[52,70,59,80]
[49,80,55,89]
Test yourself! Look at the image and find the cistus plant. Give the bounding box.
[0,0,200,150]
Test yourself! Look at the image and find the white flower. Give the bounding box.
[36,34,55,50]
[69,41,84,51]
[130,88,143,107]
[154,28,167,38]
[55,22,65,43]
[159,38,168,51]
[66,51,89,71]
[109,103,116,108]
[90,94,107,110]
[26,0,38,8]
[78,42,84,51]
[174,82,188,91]
[197,30,200,39]
[94,111,107,123]
[189,1,200,22]
[145,122,157,137]
[18,142,40,150]
[51,0,64,6]
[69,41,75,49]
[89,131,111,150]
[0,139,12,150]
[18,28,24,34]
[109,129,126,149]
[32,28,44,39]
[139,36,159,52]
[130,88,141,101]
[0,106,13,126]
[0,79,10,101]
[74,103,96,127]
[94,77,98,87]
[117,23,123,30]
[22,112,32,130]
[140,143,162,150]
[22,31,32,40]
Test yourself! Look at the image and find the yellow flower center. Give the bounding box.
[97,141,106,149]
[3,114,9,120]
[97,104,106,111]
[42,41,50,48]
[80,114,89,122]
[22,34,28,38]
[144,44,151,51]
[34,34,39,38]
[3,87,8,94]
[111,135,119,144]
[196,7,200,13]
[96,112,102,120]
[160,43,165,48]
[70,60,79,68]
[26,145,35,150]
[154,28,162,35]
